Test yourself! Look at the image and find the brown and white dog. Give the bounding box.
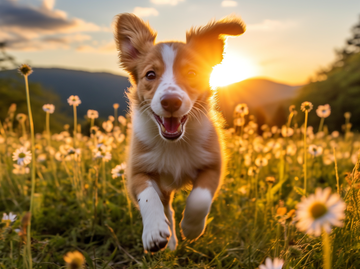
[114,13,245,252]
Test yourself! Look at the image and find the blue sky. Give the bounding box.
[1,0,359,85]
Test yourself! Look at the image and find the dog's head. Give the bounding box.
[114,13,245,141]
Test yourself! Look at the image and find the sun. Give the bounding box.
[210,54,257,88]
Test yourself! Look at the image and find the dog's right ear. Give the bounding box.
[114,13,157,82]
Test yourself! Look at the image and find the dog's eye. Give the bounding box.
[187,70,197,78]
[146,71,156,80]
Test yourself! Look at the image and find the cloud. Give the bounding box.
[247,20,296,31]
[76,41,117,54]
[150,0,184,5]
[133,7,159,18]
[0,0,104,50]
[221,1,238,7]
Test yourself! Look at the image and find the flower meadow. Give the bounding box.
[0,66,360,269]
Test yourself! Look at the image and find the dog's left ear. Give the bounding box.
[186,16,246,67]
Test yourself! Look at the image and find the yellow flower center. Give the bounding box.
[18,153,26,158]
[309,202,328,219]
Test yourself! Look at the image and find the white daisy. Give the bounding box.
[102,120,113,133]
[12,147,32,166]
[111,163,126,179]
[234,103,249,115]
[118,116,127,126]
[301,101,313,112]
[12,164,30,175]
[281,126,294,137]
[316,104,331,118]
[296,187,346,236]
[255,156,268,167]
[87,109,99,119]
[42,104,55,114]
[2,212,17,222]
[308,145,323,157]
[67,95,81,106]
[259,257,284,269]
[94,151,112,162]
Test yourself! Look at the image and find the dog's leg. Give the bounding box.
[163,192,177,250]
[180,168,220,240]
[137,179,171,252]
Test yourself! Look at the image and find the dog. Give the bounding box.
[114,13,245,252]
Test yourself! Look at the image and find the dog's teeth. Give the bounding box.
[161,116,165,124]
[161,125,166,132]
[177,125,182,132]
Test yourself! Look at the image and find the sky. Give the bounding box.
[1,0,359,86]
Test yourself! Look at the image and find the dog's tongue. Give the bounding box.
[163,117,181,133]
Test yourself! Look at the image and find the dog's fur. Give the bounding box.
[114,13,245,252]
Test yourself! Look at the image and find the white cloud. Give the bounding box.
[247,20,297,31]
[0,0,105,50]
[133,7,159,18]
[221,0,237,7]
[150,0,184,6]
[76,41,116,54]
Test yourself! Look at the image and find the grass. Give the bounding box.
[1,91,360,268]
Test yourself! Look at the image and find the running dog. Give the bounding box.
[114,13,245,252]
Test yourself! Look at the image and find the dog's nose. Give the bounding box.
[160,94,182,113]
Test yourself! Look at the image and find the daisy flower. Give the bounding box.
[255,156,268,167]
[259,257,284,269]
[16,113,27,122]
[295,187,346,236]
[316,104,331,118]
[12,164,30,174]
[301,101,313,112]
[118,116,127,126]
[42,104,55,114]
[67,95,81,106]
[87,109,99,119]
[308,145,323,157]
[2,212,17,222]
[281,126,294,137]
[94,150,112,162]
[111,163,126,179]
[64,250,85,269]
[108,115,115,122]
[113,103,119,109]
[18,64,33,76]
[12,147,32,165]
[102,120,113,133]
[234,103,249,115]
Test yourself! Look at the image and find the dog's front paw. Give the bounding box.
[142,219,171,252]
[180,218,206,241]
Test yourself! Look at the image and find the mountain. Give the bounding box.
[216,78,301,126]
[1,68,300,126]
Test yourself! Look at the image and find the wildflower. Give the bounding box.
[344,112,351,119]
[295,187,346,236]
[13,164,30,174]
[265,176,275,184]
[16,113,27,122]
[87,109,99,119]
[67,95,81,106]
[12,147,32,165]
[118,115,127,126]
[2,212,17,223]
[113,103,119,109]
[300,101,313,112]
[18,64,33,76]
[316,104,331,118]
[102,120,113,132]
[234,117,245,127]
[94,150,112,162]
[259,257,284,269]
[271,126,278,134]
[63,250,85,269]
[331,131,339,138]
[234,103,249,115]
[276,207,287,217]
[255,156,268,167]
[42,104,55,114]
[289,105,296,113]
[248,166,259,176]
[111,163,127,178]
[108,115,115,122]
[281,126,294,137]
[308,145,323,157]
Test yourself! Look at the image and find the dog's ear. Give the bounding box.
[114,13,157,82]
[186,16,245,67]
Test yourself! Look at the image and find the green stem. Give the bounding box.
[46,112,59,188]
[318,117,325,133]
[102,160,106,198]
[73,105,77,147]
[114,107,118,127]
[322,229,331,269]
[333,147,340,195]
[24,75,35,269]
[303,110,308,196]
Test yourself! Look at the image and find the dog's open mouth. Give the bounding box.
[153,112,188,140]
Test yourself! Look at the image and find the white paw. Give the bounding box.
[180,218,206,240]
[167,234,178,251]
[142,218,170,252]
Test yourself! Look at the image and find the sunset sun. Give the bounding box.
[210,54,258,88]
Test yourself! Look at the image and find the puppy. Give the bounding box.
[114,13,245,252]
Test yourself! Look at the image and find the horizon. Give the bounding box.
[1,0,359,86]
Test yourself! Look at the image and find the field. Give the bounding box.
[1,72,360,269]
